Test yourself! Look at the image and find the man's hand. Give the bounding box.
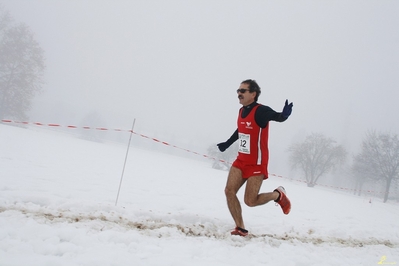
[282,99,293,118]
[217,142,229,152]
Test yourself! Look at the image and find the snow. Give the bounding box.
[1,124,398,266]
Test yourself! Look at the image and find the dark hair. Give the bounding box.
[241,79,261,102]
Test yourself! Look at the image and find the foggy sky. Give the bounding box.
[2,0,399,174]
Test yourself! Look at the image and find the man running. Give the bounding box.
[217,79,293,236]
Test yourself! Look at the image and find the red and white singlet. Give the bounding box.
[235,104,270,178]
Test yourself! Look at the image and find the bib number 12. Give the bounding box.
[238,133,250,154]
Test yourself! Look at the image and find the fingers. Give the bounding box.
[285,99,293,107]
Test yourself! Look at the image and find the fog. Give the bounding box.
[2,0,399,174]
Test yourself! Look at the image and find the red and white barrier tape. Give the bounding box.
[1,119,128,132]
[1,119,390,196]
[1,119,228,165]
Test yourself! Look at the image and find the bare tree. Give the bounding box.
[351,147,375,196]
[352,131,399,202]
[288,133,347,187]
[207,143,238,171]
[0,7,45,120]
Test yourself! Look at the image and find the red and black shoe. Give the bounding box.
[274,186,291,215]
[230,227,249,237]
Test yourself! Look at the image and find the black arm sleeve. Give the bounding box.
[255,105,287,128]
[225,129,239,146]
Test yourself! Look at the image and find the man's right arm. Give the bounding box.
[217,129,238,152]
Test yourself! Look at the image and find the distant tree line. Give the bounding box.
[0,6,45,120]
[208,130,399,203]
[288,131,398,203]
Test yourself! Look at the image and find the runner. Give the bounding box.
[217,79,293,236]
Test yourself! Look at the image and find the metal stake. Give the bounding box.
[115,118,136,206]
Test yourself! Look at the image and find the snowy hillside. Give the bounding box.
[1,124,398,266]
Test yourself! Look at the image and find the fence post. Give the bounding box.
[115,118,136,206]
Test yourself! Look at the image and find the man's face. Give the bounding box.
[237,83,256,106]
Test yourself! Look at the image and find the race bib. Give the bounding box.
[238,133,250,154]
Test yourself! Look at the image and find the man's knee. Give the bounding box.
[225,186,236,197]
[244,197,257,207]
[225,166,244,198]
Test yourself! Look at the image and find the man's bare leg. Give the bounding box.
[225,166,246,229]
[244,175,279,207]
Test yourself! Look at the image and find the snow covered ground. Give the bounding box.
[1,123,398,266]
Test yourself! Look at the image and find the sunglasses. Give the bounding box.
[237,88,251,94]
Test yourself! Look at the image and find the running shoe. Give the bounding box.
[274,186,291,215]
[230,227,248,237]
